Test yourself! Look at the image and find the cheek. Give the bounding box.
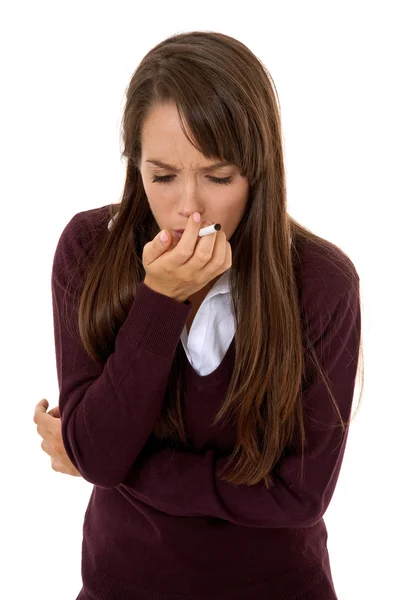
[146,185,175,204]
[144,186,168,211]
[221,188,247,214]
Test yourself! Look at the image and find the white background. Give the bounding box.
[1,1,398,598]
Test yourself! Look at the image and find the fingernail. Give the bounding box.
[159,230,168,242]
[193,212,201,223]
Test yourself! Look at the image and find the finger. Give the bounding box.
[51,458,62,473]
[37,422,54,441]
[169,219,212,252]
[33,399,49,424]
[172,213,213,264]
[36,408,62,438]
[197,230,227,273]
[143,227,174,266]
[41,439,54,457]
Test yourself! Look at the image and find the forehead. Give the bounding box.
[141,103,234,171]
[141,103,189,144]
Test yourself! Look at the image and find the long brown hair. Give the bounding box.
[74,31,364,489]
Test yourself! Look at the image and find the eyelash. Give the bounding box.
[151,175,233,186]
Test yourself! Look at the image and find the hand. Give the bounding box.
[143,212,232,303]
[33,399,82,477]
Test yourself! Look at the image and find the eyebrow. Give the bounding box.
[145,159,233,172]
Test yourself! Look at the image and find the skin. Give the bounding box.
[34,400,81,477]
[138,101,249,308]
[34,101,249,476]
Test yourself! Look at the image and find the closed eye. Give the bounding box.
[151,175,233,186]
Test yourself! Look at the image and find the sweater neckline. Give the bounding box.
[182,335,236,388]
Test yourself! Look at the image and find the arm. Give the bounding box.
[118,284,361,528]
[52,211,191,488]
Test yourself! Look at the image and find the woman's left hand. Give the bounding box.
[34,399,82,477]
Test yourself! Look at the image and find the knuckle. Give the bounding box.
[222,258,230,270]
[219,256,227,268]
[211,255,225,269]
[197,249,213,262]
[176,247,191,260]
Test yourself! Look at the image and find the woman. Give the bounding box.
[34,30,363,600]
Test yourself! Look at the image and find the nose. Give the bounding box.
[176,177,206,210]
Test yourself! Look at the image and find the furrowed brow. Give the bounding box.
[145,159,233,172]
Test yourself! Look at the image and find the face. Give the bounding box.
[138,102,249,245]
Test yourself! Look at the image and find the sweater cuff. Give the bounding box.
[119,281,192,358]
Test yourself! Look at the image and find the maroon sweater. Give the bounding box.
[51,205,361,600]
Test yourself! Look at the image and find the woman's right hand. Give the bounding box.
[143,212,232,303]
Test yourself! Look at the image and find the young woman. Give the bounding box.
[34,30,363,600]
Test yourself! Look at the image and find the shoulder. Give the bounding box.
[51,203,114,288]
[293,233,360,337]
[294,233,359,296]
[57,203,112,243]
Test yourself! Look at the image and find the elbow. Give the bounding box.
[68,458,126,488]
[301,496,326,527]
[80,471,123,488]
[292,495,323,528]
[61,422,127,488]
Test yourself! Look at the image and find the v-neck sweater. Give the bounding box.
[51,204,361,600]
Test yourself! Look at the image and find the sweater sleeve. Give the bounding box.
[118,283,361,528]
[51,211,191,488]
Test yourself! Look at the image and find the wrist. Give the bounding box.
[143,278,186,303]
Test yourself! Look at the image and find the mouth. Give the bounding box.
[172,220,213,238]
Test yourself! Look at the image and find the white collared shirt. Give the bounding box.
[179,269,235,375]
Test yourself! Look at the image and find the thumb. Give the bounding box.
[33,398,49,423]
[37,398,49,410]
